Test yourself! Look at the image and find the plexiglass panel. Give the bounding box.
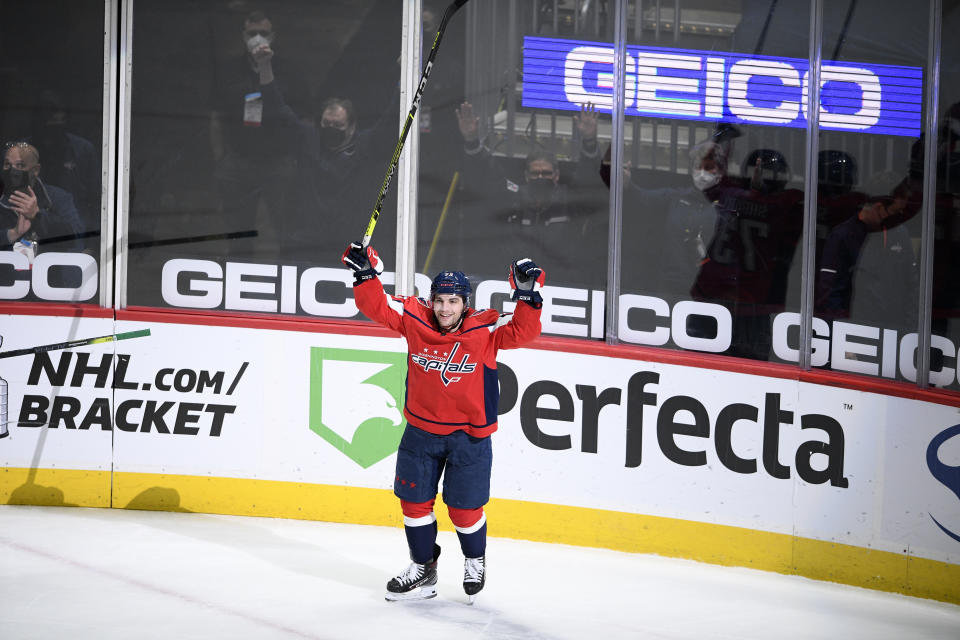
[813,0,929,383]
[126,0,402,317]
[0,0,104,304]
[416,0,612,338]
[617,0,809,360]
[929,0,960,390]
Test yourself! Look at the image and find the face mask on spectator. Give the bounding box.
[320,126,348,149]
[246,34,272,54]
[526,178,555,202]
[2,168,31,194]
[692,169,720,191]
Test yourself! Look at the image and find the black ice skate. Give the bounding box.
[385,544,441,601]
[463,555,485,604]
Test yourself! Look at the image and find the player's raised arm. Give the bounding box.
[342,242,407,335]
[494,258,544,350]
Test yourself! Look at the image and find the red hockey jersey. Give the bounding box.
[353,277,542,438]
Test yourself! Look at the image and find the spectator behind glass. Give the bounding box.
[209,9,305,261]
[815,184,918,334]
[1,141,82,259]
[253,40,399,266]
[27,89,100,254]
[605,135,740,300]
[690,148,804,360]
[445,101,605,286]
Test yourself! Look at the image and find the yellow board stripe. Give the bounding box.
[2,467,957,604]
[1,467,112,508]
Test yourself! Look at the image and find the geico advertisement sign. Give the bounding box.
[522,36,922,137]
[161,258,960,387]
[0,251,97,301]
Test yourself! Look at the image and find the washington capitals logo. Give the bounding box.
[927,423,960,543]
[410,342,476,386]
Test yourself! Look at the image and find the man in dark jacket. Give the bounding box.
[816,194,917,331]
[448,102,604,287]
[2,141,82,257]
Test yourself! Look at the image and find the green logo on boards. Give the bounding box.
[309,347,407,468]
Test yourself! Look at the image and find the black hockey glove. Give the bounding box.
[341,242,383,283]
[509,258,545,307]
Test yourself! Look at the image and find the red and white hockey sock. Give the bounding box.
[401,499,438,564]
[449,506,487,558]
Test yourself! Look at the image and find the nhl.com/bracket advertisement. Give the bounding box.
[0,314,958,569]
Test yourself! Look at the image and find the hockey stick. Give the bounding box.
[0,329,151,360]
[360,0,470,248]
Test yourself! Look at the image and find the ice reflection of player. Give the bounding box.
[690,149,803,360]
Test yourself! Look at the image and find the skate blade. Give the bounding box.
[467,594,477,605]
[384,585,437,602]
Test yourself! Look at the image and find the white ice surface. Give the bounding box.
[1,505,958,640]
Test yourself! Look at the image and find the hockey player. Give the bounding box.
[341,242,545,603]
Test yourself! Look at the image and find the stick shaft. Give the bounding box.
[361,0,470,247]
[0,329,151,359]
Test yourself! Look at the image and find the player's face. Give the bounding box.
[433,294,465,330]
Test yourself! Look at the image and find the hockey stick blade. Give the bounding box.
[361,0,470,248]
[0,328,152,360]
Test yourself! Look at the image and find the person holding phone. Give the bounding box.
[2,141,83,258]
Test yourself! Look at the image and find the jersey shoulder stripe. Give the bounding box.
[386,295,404,317]
[461,322,497,335]
[404,309,437,332]
[490,312,513,332]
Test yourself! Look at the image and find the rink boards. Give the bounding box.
[1,308,958,604]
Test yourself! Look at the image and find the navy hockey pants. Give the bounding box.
[393,425,492,509]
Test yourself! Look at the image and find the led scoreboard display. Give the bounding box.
[522,37,922,137]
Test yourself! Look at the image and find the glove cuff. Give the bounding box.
[354,268,379,284]
[511,289,542,307]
